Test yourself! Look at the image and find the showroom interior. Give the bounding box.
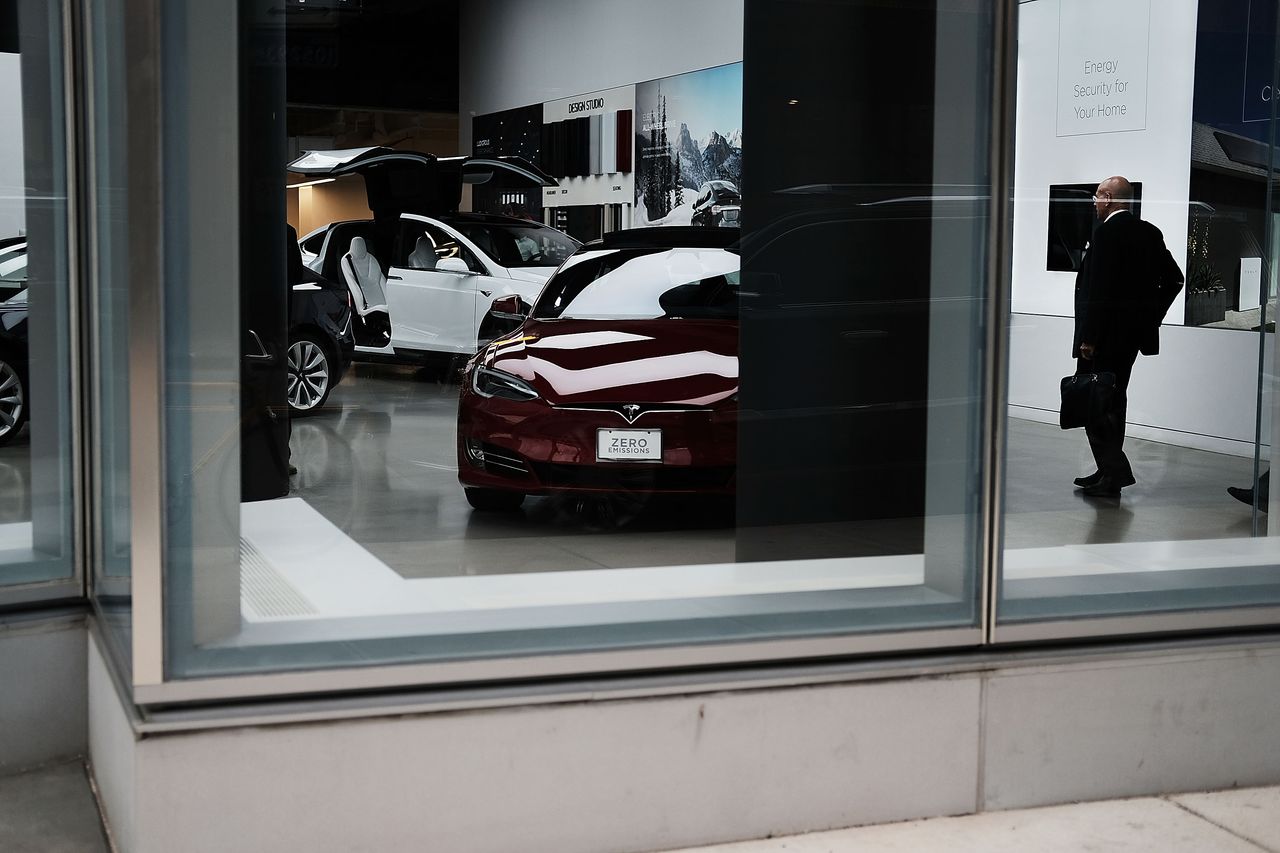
[5,0,1280,851]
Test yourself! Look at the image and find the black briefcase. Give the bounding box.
[1059,371,1116,430]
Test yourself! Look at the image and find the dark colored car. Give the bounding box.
[0,285,27,447]
[0,233,351,440]
[456,227,740,510]
[283,225,355,415]
[690,181,742,228]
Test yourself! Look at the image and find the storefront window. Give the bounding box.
[998,0,1280,632]
[82,0,998,696]
[76,0,1280,704]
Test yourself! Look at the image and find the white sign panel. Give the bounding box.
[543,84,633,123]
[1056,0,1151,137]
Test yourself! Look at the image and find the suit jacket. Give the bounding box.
[1073,210,1184,360]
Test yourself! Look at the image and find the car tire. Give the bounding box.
[0,354,27,447]
[465,488,525,511]
[287,332,334,417]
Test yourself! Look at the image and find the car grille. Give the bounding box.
[529,462,734,492]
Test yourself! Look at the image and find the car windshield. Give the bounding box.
[451,221,580,268]
[532,247,740,321]
[709,182,740,201]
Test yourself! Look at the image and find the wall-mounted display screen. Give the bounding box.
[1045,181,1142,272]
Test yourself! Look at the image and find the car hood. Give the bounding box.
[482,319,738,405]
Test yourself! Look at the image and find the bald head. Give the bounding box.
[1093,175,1133,220]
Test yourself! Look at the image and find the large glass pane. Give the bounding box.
[136,0,996,688]
[0,0,75,597]
[999,0,1280,627]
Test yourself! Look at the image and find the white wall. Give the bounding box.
[459,0,744,153]
[1009,314,1270,456]
[0,53,25,237]
[1012,0,1196,321]
[1008,0,1273,454]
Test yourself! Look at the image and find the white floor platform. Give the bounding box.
[233,496,1280,648]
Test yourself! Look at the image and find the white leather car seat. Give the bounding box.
[407,236,437,270]
[341,236,388,314]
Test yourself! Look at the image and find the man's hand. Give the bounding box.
[1079,342,1096,360]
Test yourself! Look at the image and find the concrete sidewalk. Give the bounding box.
[666,787,1280,852]
[0,761,109,853]
[1,758,1276,852]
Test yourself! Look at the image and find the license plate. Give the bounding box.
[596,428,662,462]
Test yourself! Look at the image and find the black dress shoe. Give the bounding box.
[1082,473,1135,497]
[1228,486,1254,506]
[1074,471,1103,488]
[1228,486,1268,511]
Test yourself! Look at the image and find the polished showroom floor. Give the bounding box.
[0,363,1265,580]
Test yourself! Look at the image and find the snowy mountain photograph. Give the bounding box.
[634,62,743,227]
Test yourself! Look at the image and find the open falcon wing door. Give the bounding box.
[286,148,556,218]
[439,155,558,203]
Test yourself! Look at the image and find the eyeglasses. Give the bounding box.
[1092,192,1110,202]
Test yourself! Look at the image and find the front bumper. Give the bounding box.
[457,395,737,495]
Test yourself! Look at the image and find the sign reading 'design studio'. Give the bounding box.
[1056,0,1150,137]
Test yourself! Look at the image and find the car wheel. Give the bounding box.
[0,355,27,447]
[287,333,333,416]
[465,488,525,511]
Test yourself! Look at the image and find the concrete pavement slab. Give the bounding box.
[1171,786,1280,852]
[0,761,108,853]
[663,797,1268,852]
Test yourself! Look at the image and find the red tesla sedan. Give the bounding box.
[457,227,740,510]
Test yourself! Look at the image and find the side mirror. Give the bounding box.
[489,294,530,321]
[436,256,473,274]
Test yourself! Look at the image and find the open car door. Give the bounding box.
[286,147,556,220]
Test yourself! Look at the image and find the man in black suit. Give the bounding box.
[1073,176,1184,497]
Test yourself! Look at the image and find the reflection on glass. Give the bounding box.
[1000,0,1280,626]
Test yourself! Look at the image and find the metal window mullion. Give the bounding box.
[124,0,166,688]
[75,0,103,603]
[981,0,1020,643]
[62,0,91,605]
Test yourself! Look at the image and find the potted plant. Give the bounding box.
[1184,205,1228,326]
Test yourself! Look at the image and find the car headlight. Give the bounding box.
[472,366,540,401]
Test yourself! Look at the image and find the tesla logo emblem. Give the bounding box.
[622,404,642,423]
